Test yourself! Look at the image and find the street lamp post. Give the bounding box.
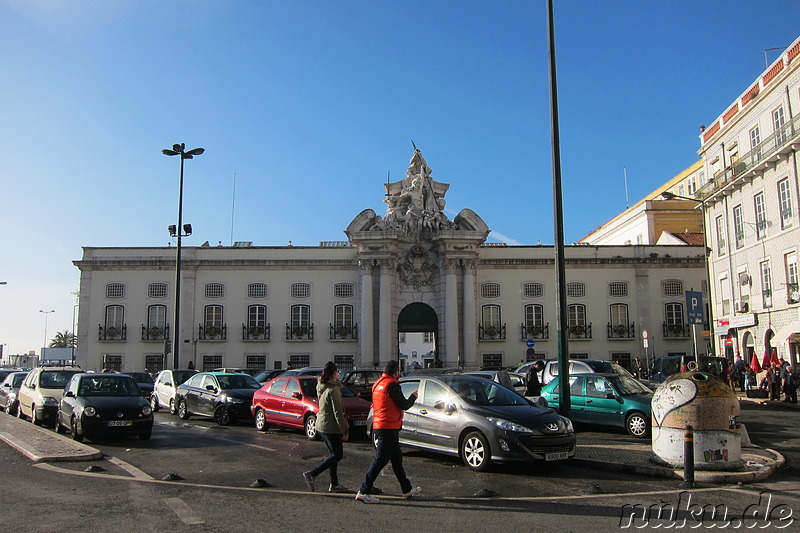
[162,143,204,370]
[661,191,715,356]
[39,309,55,357]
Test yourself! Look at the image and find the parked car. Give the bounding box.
[251,375,371,440]
[0,371,28,416]
[540,373,653,438]
[151,369,198,413]
[253,369,285,384]
[122,372,155,397]
[176,372,261,425]
[650,355,729,383]
[367,374,576,471]
[55,373,154,442]
[517,359,651,389]
[404,367,463,377]
[341,369,384,401]
[0,369,16,383]
[17,364,83,427]
[465,370,527,395]
[277,367,325,377]
[211,367,260,376]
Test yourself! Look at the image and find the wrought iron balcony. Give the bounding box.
[242,324,271,341]
[520,323,549,340]
[199,324,227,341]
[99,324,127,341]
[662,323,690,338]
[607,322,635,339]
[330,324,358,340]
[141,324,170,341]
[478,324,506,341]
[568,323,592,339]
[286,324,314,340]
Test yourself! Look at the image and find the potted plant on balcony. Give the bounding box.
[292,326,307,338]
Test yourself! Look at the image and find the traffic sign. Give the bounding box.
[526,339,535,348]
[686,290,704,325]
[526,347,536,357]
[642,329,648,339]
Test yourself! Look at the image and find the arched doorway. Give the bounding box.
[397,303,438,371]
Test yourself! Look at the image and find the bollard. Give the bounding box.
[680,424,695,488]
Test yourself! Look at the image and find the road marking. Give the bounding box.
[107,456,154,480]
[163,497,204,524]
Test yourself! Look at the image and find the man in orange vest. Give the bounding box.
[355,360,420,504]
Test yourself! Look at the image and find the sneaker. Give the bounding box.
[302,471,315,492]
[355,491,380,504]
[329,484,349,493]
[403,487,422,499]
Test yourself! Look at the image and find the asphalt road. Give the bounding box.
[2,402,799,532]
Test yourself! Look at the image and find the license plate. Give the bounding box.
[351,420,367,426]
[545,451,568,461]
[108,420,133,427]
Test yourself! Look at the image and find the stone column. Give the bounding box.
[462,259,477,368]
[378,259,393,364]
[359,260,374,368]
[445,259,460,365]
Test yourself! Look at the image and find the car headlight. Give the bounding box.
[43,396,59,407]
[227,397,246,403]
[142,405,152,416]
[487,417,534,433]
[561,416,573,432]
[84,406,96,417]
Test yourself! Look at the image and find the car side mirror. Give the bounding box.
[1,383,9,388]
[206,385,216,392]
[606,392,617,400]
[291,392,302,400]
[164,381,172,387]
[65,391,75,397]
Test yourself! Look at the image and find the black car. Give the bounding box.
[341,369,384,402]
[122,372,155,397]
[0,371,28,416]
[253,369,285,384]
[55,373,154,442]
[175,372,261,425]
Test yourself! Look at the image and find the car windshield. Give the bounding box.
[40,371,80,389]
[585,361,613,373]
[217,374,260,390]
[611,363,637,379]
[126,372,154,384]
[172,370,197,385]
[78,376,140,396]
[441,376,528,407]
[609,375,652,395]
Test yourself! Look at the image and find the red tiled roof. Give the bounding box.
[672,232,705,245]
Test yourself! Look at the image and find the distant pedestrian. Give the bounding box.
[782,366,797,404]
[355,360,420,504]
[524,360,545,396]
[769,364,782,401]
[303,361,350,493]
[634,357,646,380]
[187,360,195,370]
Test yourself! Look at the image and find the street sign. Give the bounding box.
[686,290,704,325]
[642,329,648,340]
[643,339,649,348]
[526,339,535,348]
[526,347,535,357]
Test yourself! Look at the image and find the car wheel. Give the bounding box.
[213,405,231,426]
[304,414,318,440]
[254,408,269,432]
[32,405,43,426]
[177,400,190,420]
[5,399,15,416]
[168,398,177,415]
[55,414,67,434]
[626,411,649,438]
[150,394,160,413]
[461,431,491,471]
[139,429,152,440]
[70,417,83,443]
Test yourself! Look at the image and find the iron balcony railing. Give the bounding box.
[99,324,127,341]
[199,324,227,341]
[520,323,549,340]
[242,324,271,341]
[568,323,592,339]
[141,324,170,341]
[478,324,506,341]
[697,113,800,201]
[607,322,635,339]
[662,323,691,338]
[330,324,358,340]
[286,324,314,340]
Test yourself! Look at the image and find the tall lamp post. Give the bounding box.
[39,309,55,357]
[661,192,716,356]
[162,143,204,370]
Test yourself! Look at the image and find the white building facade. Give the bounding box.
[695,36,800,366]
[74,150,706,374]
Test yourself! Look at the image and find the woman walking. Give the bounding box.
[303,361,349,492]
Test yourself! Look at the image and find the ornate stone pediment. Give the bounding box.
[397,245,438,289]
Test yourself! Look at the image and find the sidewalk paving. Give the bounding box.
[0,395,788,484]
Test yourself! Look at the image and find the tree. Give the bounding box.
[49,330,76,348]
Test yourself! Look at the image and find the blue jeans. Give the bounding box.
[360,428,411,495]
[310,432,344,485]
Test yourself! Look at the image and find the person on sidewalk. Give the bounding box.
[355,360,420,504]
[524,360,545,396]
[769,364,782,401]
[781,366,798,404]
[303,361,350,493]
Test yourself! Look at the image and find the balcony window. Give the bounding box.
[331,304,356,340]
[733,205,744,248]
[201,305,225,340]
[778,178,793,230]
[244,304,269,340]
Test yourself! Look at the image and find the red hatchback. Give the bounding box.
[251,375,371,440]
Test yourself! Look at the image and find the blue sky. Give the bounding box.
[1,0,799,356]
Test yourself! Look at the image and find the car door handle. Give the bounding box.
[586,399,593,403]
[419,409,428,415]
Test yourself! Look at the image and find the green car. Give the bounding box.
[540,373,653,438]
